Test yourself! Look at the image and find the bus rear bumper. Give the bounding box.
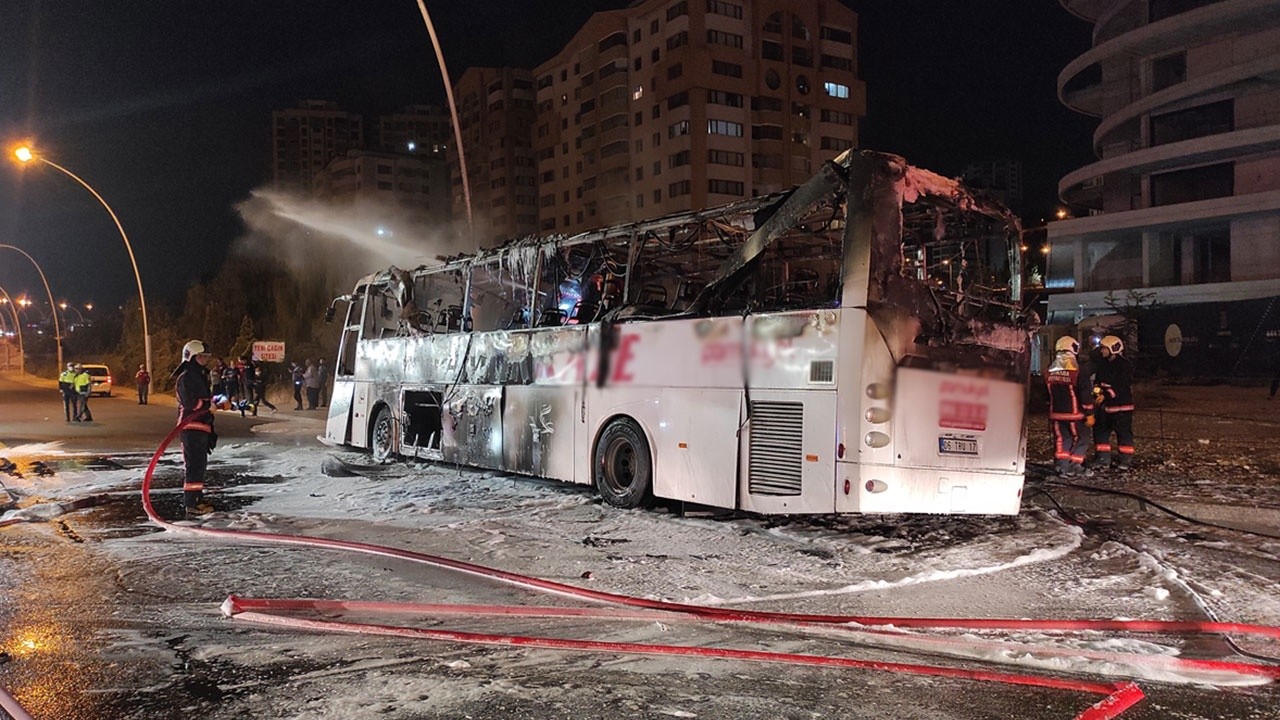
[834,463,1025,515]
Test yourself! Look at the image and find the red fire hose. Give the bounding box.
[123,421,1279,717]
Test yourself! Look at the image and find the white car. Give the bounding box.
[81,364,114,397]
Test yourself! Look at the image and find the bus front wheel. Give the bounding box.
[594,418,652,509]
[370,406,395,463]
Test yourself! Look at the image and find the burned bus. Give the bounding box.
[323,150,1036,515]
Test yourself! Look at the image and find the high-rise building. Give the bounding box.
[529,0,863,235]
[313,149,450,226]
[1048,0,1280,332]
[271,100,364,192]
[961,159,1024,214]
[377,105,452,157]
[449,67,540,247]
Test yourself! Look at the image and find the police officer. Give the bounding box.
[72,363,94,422]
[58,362,79,422]
[173,339,216,515]
[1093,335,1135,471]
[1046,336,1091,477]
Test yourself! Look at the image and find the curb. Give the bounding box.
[1040,482,1280,535]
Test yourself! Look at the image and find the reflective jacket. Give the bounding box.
[73,371,93,395]
[58,369,76,392]
[1094,354,1135,412]
[1045,352,1084,420]
[173,360,215,433]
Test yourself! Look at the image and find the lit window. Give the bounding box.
[633,85,644,100]
[823,82,850,99]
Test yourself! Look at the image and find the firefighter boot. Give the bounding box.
[1093,451,1111,470]
[1115,455,1132,472]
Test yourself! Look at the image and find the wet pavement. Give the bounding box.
[2,378,1280,718]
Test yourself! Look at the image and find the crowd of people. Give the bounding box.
[54,350,331,427]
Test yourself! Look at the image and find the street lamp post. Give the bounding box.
[59,301,87,327]
[413,2,473,241]
[0,244,62,369]
[0,287,25,375]
[12,146,151,375]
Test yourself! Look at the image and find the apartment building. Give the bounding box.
[1049,0,1280,372]
[530,0,863,235]
[313,149,449,225]
[271,100,364,191]
[449,67,540,247]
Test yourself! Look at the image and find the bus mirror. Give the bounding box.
[324,306,337,323]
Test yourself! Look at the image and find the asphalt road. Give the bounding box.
[0,372,287,453]
[2,371,1278,719]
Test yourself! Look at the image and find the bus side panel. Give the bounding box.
[503,385,577,482]
[738,389,838,514]
[653,388,741,508]
[442,385,505,470]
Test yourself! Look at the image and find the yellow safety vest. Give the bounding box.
[74,372,93,394]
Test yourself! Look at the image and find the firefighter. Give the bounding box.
[1092,335,1135,471]
[1046,336,1090,477]
[172,339,216,515]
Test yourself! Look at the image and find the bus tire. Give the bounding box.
[370,405,395,463]
[594,417,652,509]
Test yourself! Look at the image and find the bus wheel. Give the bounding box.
[594,418,652,509]
[370,406,395,463]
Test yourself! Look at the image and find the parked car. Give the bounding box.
[81,364,113,397]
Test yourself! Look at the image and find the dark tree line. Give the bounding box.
[36,254,342,391]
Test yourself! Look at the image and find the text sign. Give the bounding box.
[252,340,286,362]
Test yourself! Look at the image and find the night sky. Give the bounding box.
[0,1,1094,311]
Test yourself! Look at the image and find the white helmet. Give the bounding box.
[1054,336,1080,354]
[182,339,210,360]
[1100,335,1124,355]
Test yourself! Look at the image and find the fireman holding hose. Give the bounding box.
[1046,336,1091,477]
[1092,335,1135,471]
[173,339,217,515]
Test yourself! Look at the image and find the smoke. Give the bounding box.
[232,189,474,292]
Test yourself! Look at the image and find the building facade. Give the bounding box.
[1048,0,1280,343]
[449,67,540,247]
[529,0,864,235]
[271,100,364,192]
[313,149,450,227]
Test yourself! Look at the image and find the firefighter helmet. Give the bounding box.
[1054,336,1080,354]
[182,339,210,360]
[1100,335,1124,355]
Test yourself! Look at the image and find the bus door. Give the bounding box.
[325,284,367,445]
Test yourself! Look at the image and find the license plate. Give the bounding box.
[938,435,979,455]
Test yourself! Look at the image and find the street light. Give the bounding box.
[11,145,152,374]
[413,2,473,241]
[0,286,25,375]
[0,244,62,369]
[59,301,87,327]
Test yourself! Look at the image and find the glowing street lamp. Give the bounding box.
[11,144,152,374]
[59,301,87,327]
[0,244,63,369]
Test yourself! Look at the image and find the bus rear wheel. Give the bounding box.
[594,418,652,509]
[370,406,395,463]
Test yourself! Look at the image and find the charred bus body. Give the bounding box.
[325,150,1036,515]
